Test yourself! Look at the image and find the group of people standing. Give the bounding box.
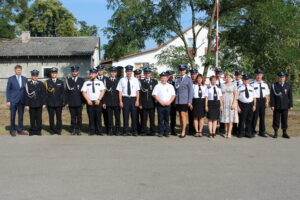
[6,64,293,139]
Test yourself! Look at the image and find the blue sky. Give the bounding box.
[61,0,192,57]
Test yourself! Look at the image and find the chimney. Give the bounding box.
[21,31,31,43]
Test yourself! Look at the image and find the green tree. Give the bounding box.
[0,0,28,38]
[221,0,300,84]
[23,0,78,37]
[78,21,98,36]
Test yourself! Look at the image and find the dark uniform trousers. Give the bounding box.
[238,101,254,137]
[122,97,138,134]
[157,105,170,135]
[47,106,63,134]
[273,109,288,130]
[252,98,266,134]
[69,106,83,130]
[29,107,42,135]
[87,103,102,135]
[141,108,155,133]
[107,106,121,129]
[270,82,293,132]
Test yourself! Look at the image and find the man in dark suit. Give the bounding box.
[270,72,293,139]
[6,65,28,136]
[65,66,85,135]
[24,70,46,136]
[102,66,121,135]
[45,67,65,135]
[139,67,158,136]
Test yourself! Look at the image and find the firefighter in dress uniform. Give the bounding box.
[45,67,65,135]
[139,67,158,136]
[102,66,121,136]
[237,74,257,138]
[251,69,270,137]
[65,66,85,135]
[270,72,293,139]
[96,65,109,134]
[25,70,46,136]
[81,69,106,136]
[117,65,140,136]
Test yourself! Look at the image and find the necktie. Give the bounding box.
[213,87,217,101]
[218,80,221,87]
[237,81,239,87]
[18,76,22,87]
[92,80,95,93]
[127,78,131,96]
[259,83,263,98]
[198,85,202,98]
[245,85,249,98]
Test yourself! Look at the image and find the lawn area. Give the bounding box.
[0,95,299,136]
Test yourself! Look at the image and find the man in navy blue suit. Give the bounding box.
[6,65,28,136]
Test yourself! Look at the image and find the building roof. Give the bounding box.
[0,37,99,57]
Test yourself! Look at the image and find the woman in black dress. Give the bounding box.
[205,76,223,138]
[191,75,207,137]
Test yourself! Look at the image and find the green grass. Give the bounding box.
[0,95,299,136]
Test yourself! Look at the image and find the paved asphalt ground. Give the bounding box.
[0,135,299,200]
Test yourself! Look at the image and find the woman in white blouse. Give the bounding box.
[191,75,207,137]
[205,76,223,138]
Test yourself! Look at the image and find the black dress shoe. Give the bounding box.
[282,130,290,139]
[164,134,170,137]
[158,134,163,137]
[179,135,186,138]
[258,133,268,137]
[273,130,278,138]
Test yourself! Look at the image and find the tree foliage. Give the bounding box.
[0,0,28,38]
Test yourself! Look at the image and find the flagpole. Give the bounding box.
[216,0,219,69]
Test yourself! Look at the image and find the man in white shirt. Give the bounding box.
[251,69,270,137]
[116,65,140,136]
[152,72,176,137]
[81,69,106,135]
[232,70,243,87]
[237,74,257,138]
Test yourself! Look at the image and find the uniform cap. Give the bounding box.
[96,65,105,71]
[50,67,58,73]
[125,65,134,71]
[134,69,142,75]
[254,69,264,74]
[89,68,98,74]
[178,64,188,71]
[71,66,80,72]
[31,70,39,76]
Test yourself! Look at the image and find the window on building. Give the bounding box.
[43,67,53,78]
[188,38,193,48]
[135,63,149,69]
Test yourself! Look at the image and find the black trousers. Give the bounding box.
[188,108,195,134]
[157,105,170,135]
[170,104,176,133]
[238,101,254,137]
[107,106,121,129]
[272,109,288,130]
[87,104,102,134]
[141,108,155,133]
[122,97,138,133]
[69,106,82,130]
[137,107,142,133]
[102,105,109,132]
[47,106,62,134]
[29,107,42,135]
[252,98,266,133]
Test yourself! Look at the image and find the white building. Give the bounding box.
[101,25,215,76]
